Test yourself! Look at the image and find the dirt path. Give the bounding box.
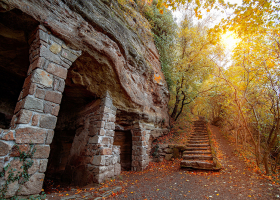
[46,125,280,199]
[107,125,280,200]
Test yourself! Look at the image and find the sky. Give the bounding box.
[172,0,243,25]
[171,0,243,67]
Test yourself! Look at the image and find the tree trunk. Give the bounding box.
[264,150,270,174]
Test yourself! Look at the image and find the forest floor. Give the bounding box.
[45,124,280,200]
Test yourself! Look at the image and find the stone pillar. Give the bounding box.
[64,92,120,185]
[0,25,81,197]
[131,123,150,171]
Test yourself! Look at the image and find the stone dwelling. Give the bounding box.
[0,0,169,197]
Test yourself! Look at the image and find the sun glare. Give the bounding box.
[221,32,239,50]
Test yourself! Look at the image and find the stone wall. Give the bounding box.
[0,25,80,198]
[150,144,187,162]
[63,93,121,185]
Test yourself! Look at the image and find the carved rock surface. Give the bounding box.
[1,0,169,127]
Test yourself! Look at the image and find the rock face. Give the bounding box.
[0,0,170,197]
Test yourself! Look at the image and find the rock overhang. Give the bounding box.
[1,0,169,127]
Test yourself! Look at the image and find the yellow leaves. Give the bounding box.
[154,74,162,83]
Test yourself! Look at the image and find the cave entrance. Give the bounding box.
[113,130,132,171]
[44,54,97,186]
[0,9,38,129]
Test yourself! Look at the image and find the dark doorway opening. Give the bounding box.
[113,130,132,171]
[0,9,38,128]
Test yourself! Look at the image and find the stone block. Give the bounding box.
[61,44,82,56]
[112,145,120,155]
[33,145,50,158]
[5,159,23,179]
[105,130,114,137]
[101,137,112,145]
[40,46,69,69]
[2,131,15,141]
[89,127,106,136]
[60,57,72,68]
[107,169,114,178]
[28,159,39,175]
[52,104,60,116]
[165,154,173,161]
[35,88,45,99]
[21,96,44,112]
[43,101,59,116]
[27,57,45,74]
[39,114,57,129]
[45,90,62,104]
[15,127,46,144]
[46,62,67,79]
[38,29,49,43]
[61,49,78,62]
[92,155,105,166]
[53,78,65,92]
[105,122,115,130]
[39,159,48,172]
[32,114,40,126]
[94,173,105,183]
[164,148,173,154]
[112,156,118,164]
[95,121,105,128]
[5,181,19,198]
[49,34,62,45]
[22,82,37,100]
[18,173,45,195]
[0,141,11,156]
[16,109,33,124]
[0,158,4,172]
[45,130,54,144]
[100,148,112,155]
[49,43,61,54]
[88,135,101,144]
[10,144,30,157]
[131,160,139,167]
[108,113,116,122]
[31,68,53,88]
[90,166,108,173]
[102,97,113,108]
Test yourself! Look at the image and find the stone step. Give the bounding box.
[187,144,210,147]
[183,151,211,154]
[181,160,215,169]
[189,136,208,139]
[193,123,206,125]
[182,155,213,160]
[185,147,210,151]
[189,139,208,141]
[193,130,207,133]
[188,140,209,143]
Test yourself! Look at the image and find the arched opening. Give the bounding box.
[0,9,38,129]
[45,53,98,185]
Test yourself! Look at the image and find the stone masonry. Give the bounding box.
[0,25,81,198]
[0,24,157,198]
[63,92,121,185]
[131,124,150,171]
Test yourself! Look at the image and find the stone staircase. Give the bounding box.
[181,117,215,169]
